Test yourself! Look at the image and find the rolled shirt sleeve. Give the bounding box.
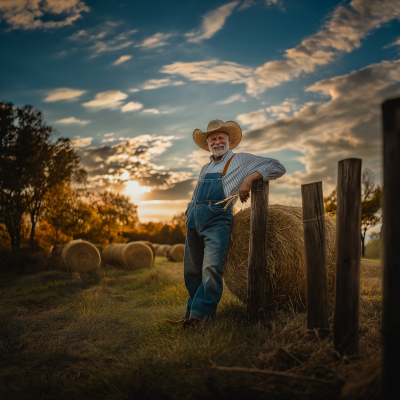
[241,153,286,181]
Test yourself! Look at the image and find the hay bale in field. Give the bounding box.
[156,244,170,257]
[139,241,156,262]
[168,244,185,262]
[153,243,160,252]
[223,205,336,306]
[48,245,64,267]
[103,242,153,270]
[126,240,156,263]
[61,240,101,273]
[93,244,103,257]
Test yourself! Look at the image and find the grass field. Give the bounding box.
[0,257,382,400]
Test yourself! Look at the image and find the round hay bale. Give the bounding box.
[61,240,101,273]
[48,245,64,269]
[223,205,336,306]
[138,241,156,262]
[103,242,153,271]
[153,243,160,252]
[169,244,185,262]
[156,245,167,256]
[93,244,103,257]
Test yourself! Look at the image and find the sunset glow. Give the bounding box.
[124,180,151,203]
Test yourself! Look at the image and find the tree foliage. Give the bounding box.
[0,102,86,252]
[323,168,382,257]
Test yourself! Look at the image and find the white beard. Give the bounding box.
[209,141,229,157]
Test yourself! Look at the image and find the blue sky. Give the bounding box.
[1,0,400,223]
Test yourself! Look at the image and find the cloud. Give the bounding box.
[121,101,143,112]
[266,99,299,118]
[83,91,128,109]
[112,55,131,65]
[44,88,86,102]
[57,117,90,125]
[161,59,253,84]
[236,109,267,128]
[104,133,114,137]
[73,136,92,147]
[238,0,281,11]
[186,1,239,43]
[132,78,185,91]
[384,37,400,48]
[0,0,89,30]
[217,93,246,104]
[68,24,138,56]
[162,0,400,96]
[135,33,172,49]
[142,109,162,114]
[242,59,400,193]
[78,135,192,194]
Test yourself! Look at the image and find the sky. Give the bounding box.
[1,0,400,225]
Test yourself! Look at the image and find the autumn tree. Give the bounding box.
[323,168,382,257]
[0,101,86,252]
[82,191,139,245]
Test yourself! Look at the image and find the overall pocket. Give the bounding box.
[207,202,229,213]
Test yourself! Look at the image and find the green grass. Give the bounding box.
[0,257,382,400]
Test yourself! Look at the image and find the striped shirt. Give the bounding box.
[198,149,286,200]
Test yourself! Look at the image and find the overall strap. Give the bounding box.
[220,154,236,177]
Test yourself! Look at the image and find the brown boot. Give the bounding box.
[165,318,188,327]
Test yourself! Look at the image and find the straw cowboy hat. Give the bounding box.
[193,119,242,152]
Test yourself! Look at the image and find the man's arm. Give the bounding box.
[238,153,286,203]
[239,171,262,203]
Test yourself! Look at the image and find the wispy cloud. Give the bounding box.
[163,0,400,96]
[161,59,253,84]
[384,37,400,48]
[83,91,128,109]
[73,136,92,148]
[57,117,90,125]
[142,109,169,115]
[0,0,89,30]
[112,55,132,65]
[121,101,143,112]
[44,88,86,102]
[266,99,299,118]
[238,0,281,11]
[185,1,239,43]
[130,78,185,91]
[68,24,138,56]
[218,93,246,104]
[135,33,172,49]
[236,109,267,129]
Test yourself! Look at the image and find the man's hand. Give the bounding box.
[239,172,263,203]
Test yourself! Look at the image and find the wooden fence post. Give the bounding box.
[247,179,269,314]
[382,97,400,400]
[301,181,329,330]
[333,158,362,355]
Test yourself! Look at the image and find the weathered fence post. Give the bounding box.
[333,158,362,355]
[247,179,269,314]
[382,97,400,400]
[301,181,329,330]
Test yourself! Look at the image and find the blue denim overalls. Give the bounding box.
[184,155,235,321]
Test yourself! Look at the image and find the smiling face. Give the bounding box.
[207,131,230,158]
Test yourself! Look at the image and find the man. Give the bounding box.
[166,119,286,328]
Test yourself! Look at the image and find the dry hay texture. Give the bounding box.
[61,240,101,273]
[223,205,336,306]
[103,242,153,271]
[168,244,185,262]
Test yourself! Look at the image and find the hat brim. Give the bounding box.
[193,121,242,152]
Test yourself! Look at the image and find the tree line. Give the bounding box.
[0,101,185,256]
